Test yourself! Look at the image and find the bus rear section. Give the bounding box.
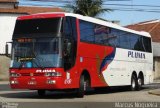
[77,17,153,91]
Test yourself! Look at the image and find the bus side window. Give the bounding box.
[80,20,94,43]
[134,37,144,51]
[63,17,77,70]
[142,37,152,53]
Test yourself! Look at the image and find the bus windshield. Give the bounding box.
[11,37,63,68]
[11,17,63,68]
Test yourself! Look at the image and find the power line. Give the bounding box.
[103,0,131,1]
[108,7,160,11]
[22,0,132,4]
[20,0,160,13]
[103,3,160,8]
[103,3,160,13]
[22,0,72,3]
[22,0,160,8]
[26,0,131,1]
[111,8,160,13]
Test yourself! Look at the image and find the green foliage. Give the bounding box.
[65,0,111,17]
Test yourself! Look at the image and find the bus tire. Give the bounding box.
[131,75,138,91]
[77,75,86,98]
[137,76,143,90]
[37,90,46,96]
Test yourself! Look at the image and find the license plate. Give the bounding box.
[28,81,36,85]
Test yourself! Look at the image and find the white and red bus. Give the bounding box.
[8,12,153,97]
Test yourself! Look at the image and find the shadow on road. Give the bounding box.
[0,86,150,99]
[87,86,149,95]
[0,91,78,99]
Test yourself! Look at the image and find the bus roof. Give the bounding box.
[17,12,151,38]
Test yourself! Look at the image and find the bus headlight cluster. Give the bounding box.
[10,80,18,84]
[45,72,62,77]
[10,73,21,77]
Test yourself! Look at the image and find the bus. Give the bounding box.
[8,12,153,97]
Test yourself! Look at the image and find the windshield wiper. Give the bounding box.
[18,50,44,70]
[18,58,44,70]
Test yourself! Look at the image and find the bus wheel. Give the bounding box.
[137,76,143,90]
[131,75,138,91]
[37,90,46,96]
[77,75,86,98]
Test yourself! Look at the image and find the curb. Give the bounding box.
[153,81,160,84]
[148,90,160,96]
[0,81,9,84]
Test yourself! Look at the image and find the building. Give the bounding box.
[0,0,63,80]
[126,19,160,79]
[0,0,63,54]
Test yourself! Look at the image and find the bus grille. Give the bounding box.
[21,73,43,76]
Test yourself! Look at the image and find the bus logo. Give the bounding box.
[128,51,145,59]
[30,73,34,76]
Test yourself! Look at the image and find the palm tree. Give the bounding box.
[65,0,111,17]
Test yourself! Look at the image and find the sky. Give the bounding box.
[19,0,160,26]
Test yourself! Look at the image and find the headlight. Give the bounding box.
[45,72,62,77]
[10,73,21,77]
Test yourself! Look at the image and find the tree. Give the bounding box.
[66,0,111,17]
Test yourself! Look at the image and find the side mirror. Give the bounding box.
[66,42,71,55]
[5,42,12,57]
[5,43,9,57]
[64,39,71,56]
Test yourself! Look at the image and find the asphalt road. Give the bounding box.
[0,82,160,108]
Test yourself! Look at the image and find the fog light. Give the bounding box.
[10,80,18,84]
[47,80,56,84]
[10,73,21,77]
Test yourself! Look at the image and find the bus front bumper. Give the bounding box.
[10,77,65,90]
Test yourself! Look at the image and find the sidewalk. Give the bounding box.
[153,79,160,83]
[148,79,160,96]
[148,89,160,96]
[0,81,9,84]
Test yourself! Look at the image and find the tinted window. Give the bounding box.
[113,29,130,49]
[65,17,77,41]
[14,18,61,35]
[79,20,152,53]
[64,17,77,70]
[119,32,130,49]
[134,37,144,51]
[110,29,120,47]
[65,17,72,37]
[80,20,94,43]
[94,25,109,44]
[143,37,152,52]
[130,34,139,50]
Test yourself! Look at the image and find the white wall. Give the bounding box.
[153,42,160,57]
[0,14,21,54]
